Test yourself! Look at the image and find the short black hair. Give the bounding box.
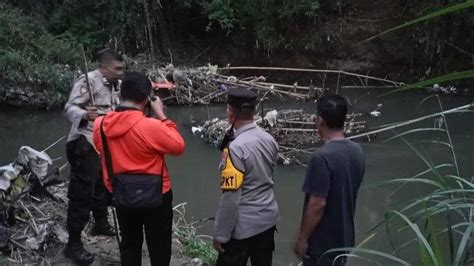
[120,72,151,103]
[317,94,348,130]
[228,105,255,120]
[96,48,123,64]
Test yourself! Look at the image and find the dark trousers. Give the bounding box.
[216,226,275,266]
[66,136,109,241]
[116,190,173,266]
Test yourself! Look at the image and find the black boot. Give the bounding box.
[64,240,95,265]
[90,221,116,237]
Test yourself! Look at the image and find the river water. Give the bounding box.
[0,89,472,265]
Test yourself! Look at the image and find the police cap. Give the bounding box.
[227,88,258,109]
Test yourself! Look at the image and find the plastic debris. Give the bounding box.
[370,111,381,117]
[0,164,20,191]
[191,126,203,135]
[263,110,278,127]
[0,145,69,263]
[18,146,52,178]
[25,222,68,250]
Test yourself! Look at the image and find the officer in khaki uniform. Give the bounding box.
[213,88,279,266]
[63,49,124,264]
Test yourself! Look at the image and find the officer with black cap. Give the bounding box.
[213,87,279,266]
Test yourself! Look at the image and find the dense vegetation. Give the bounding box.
[0,0,472,108]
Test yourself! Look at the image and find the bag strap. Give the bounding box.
[100,116,166,183]
[100,117,116,184]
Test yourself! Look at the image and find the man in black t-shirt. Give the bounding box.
[294,95,365,266]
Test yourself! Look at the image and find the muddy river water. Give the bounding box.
[1,88,472,265]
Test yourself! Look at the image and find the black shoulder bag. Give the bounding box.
[100,118,163,210]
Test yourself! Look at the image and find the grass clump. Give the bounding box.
[173,203,217,265]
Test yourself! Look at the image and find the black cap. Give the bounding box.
[227,88,258,109]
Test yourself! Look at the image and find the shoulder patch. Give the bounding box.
[80,87,88,95]
[220,148,244,191]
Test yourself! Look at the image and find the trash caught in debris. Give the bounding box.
[0,146,68,264]
[370,111,381,117]
[145,64,328,105]
[426,83,457,94]
[193,109,367,165]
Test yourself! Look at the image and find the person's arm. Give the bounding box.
[295,154,331,257]
[295,196,326,256]
[146,96,186,155]
[213,189,242,251]
[64,76,97,127]
[213,147,245,252]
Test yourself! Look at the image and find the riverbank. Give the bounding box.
[2,0,472,109]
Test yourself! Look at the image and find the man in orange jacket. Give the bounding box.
[92,72,185,265]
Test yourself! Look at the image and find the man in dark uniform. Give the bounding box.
[63,49,124,264]
[213,88,279,266]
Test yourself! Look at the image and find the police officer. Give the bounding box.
[63,49,124,264]
[213,88,279,266]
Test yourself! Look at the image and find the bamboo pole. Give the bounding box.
[341,85,399,89]
[279,145,314,154]
[348,104,473,140]
[42,136,65,152]
[216,79,308,98]
[255,81,325,91]
[218,66,402,85]
[211,74,324,91]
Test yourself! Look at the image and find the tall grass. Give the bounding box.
[173,202,217,265]
[324,98,473,265]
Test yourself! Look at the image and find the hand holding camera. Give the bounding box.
[149,96,167,120]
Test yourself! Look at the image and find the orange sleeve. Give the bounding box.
[143,119,186,155]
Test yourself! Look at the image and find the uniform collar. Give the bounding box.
[115,105,141,112]
[93,69,104,79]
[234,122,257,138]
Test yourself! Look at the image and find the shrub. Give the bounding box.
[0,4,80,108]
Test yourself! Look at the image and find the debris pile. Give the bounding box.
[145,65,328,105]
[192,109,367,165]
[0,146,68,264]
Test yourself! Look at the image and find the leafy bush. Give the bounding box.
[0,4,80,108]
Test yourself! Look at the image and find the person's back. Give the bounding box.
[94,108,185,193]
[303,139,364,262]
[295,94,365,266]
[213,88,279,266]
[92,72,185,266]
[228,124,279,238]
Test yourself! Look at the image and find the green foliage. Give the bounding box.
[201,0,320,51]
[184,237,217,265]
[46,0,134,50]
[173,203,217,265]
[0,4,80,108]
[344,99,474,265]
